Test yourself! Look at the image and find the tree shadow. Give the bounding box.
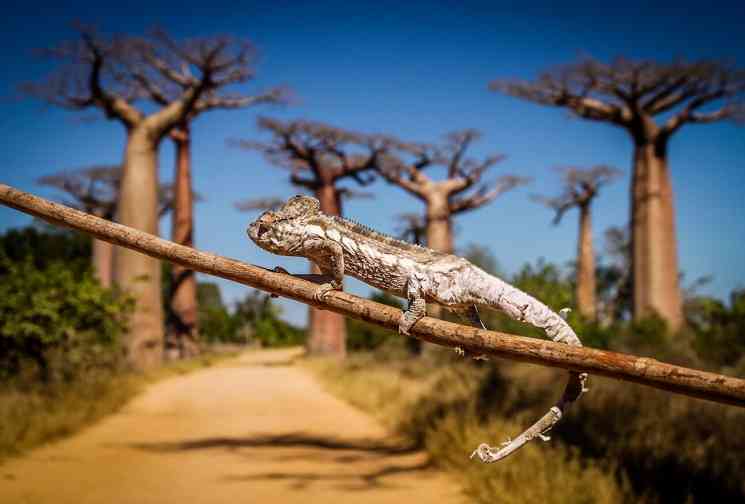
[130,432,433,491]
[132,432,418,455]
[222,460,434,491]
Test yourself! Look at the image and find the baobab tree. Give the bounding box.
[377,129,526,333]
[234,117,388,357]
[37,165,119,287]
[38,165,190,291]
[165,88,284,360]
[394,212,427,246]
[533,165,621,320]
[490,57,745,331]
[26,26,278,369]
[378,129,526,256]
[597,226,633,325]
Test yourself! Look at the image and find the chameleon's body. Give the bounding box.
[247,195,580,347]
[248,195,587,462]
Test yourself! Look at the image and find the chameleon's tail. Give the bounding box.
[469,267,582,347]
[468,268,588,463]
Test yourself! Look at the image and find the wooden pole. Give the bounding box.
[1,183,744,408]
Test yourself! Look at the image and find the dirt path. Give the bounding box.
[0,348,462,503]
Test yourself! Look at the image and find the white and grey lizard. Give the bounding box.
[247,195,588,463]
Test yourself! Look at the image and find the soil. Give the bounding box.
[0,348,462,503]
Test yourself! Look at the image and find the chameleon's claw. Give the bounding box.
[397,313,414,336]
[454,347,465,357]
[313,283,336,302]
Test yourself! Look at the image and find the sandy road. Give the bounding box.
[0,348,462,504]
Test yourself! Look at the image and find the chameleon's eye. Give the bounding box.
[257,224,270,238]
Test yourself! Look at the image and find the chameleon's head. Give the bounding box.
[247,195,321,255]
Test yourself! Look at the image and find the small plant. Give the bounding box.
[0,256,131,382]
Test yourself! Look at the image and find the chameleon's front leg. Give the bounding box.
[399,276,426,335]
[268,266,335,298]
[303,239,345,302]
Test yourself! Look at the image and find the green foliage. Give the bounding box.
[198,305,242,343]
[687,290,745,370]
[197,282,224,310]
[197,287,304,347]
[0,256,131,381]
[0,224,90,275]
[0,226,130,382]
[346,291,403,351]
[234,290,304,347]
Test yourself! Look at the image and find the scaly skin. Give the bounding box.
[248,195,588,462]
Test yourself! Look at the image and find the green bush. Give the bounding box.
[687,290,745,370]
[0,256,131,382]
[0,224,90,275]
[197,288,304,346]
[346,291,402,351]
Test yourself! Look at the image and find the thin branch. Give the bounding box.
[450,175,530,215]
[532,165,622,224]
[235,197,285,212]
[2,183,743,409]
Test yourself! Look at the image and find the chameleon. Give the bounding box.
[247,195,588,462]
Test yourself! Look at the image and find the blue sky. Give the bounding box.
[1,1,744,325]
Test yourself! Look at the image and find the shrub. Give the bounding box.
[346,291,402,351]
[0,256,131,382]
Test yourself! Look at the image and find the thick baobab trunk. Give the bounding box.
[576,204,596,320]
[630,141,683,331]
[114,128,164,370]
[92,238,113,288]
[306,183,347,358]
[425,195,454,255]
[425,194,453,323]
[168,127,200,359]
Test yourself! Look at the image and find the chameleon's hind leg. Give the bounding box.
[399,276,426,336]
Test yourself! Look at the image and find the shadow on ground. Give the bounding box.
[130,432,432,491]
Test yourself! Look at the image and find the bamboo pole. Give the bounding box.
[1,183,744,408]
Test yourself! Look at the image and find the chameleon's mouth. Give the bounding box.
[256,224,270,238]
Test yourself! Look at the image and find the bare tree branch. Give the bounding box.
[37,164,121,218]
[450,175,530,215]
[235,117,383,189]
[532,165,622,224]
[235,197,285,212]
[491,57,745,134]
[25,26,287,138]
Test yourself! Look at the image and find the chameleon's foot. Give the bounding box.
[455,347,489,361]
[271,267,290,297]
[313,283,336,302]
[398,312,415,336]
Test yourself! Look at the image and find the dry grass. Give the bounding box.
[0,350,237,462]
[305,350,627,504]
